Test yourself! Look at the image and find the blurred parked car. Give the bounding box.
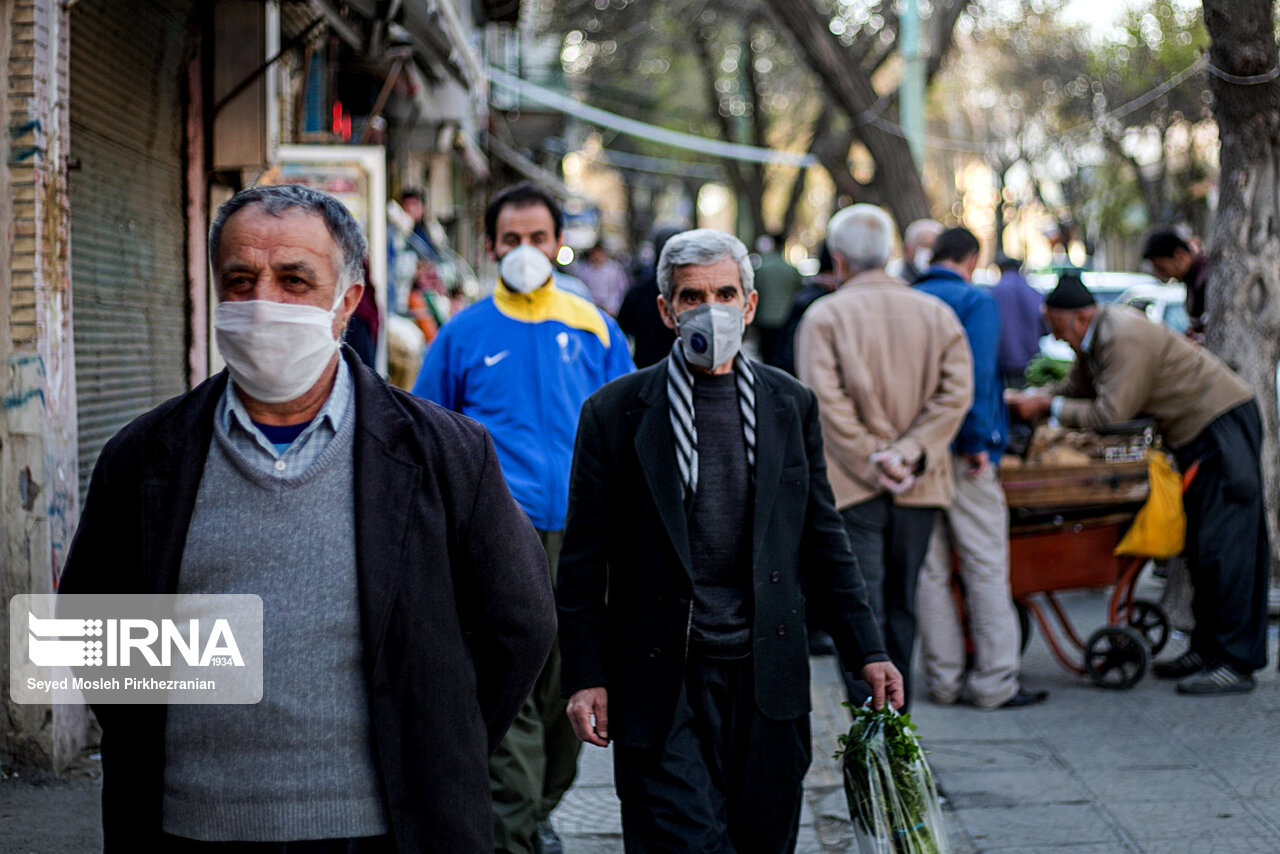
[1026,272,1170,363]
[1026,270,1163,304]
[1115,283,1189,334]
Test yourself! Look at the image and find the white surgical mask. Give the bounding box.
[676,304,745,370]
[914,249,933,271]
[499,244,553,294]
[215,286,345,404]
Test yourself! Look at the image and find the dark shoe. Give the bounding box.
[998,689,1048,708]
[1153,649,1205,679]
[1176,663,1255,695]
[535,819,564,854]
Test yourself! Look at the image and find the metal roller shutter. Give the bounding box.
[69,0,194,501]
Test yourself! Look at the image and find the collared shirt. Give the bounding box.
[1081,309,1100,354]
[218,357,352,478]
[1051,311,1101,421]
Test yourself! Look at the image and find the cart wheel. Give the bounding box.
[1084,626,1149,690]
[1015,601,1033,654]
[1126,599,1170,655]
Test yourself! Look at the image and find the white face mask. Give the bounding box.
[499,244,553,294]
[914,249,933,271]
[214,287,345,404]
[676,303,745,370]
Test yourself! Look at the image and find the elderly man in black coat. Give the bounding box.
[59,184,554,853]
[558,228,901,854]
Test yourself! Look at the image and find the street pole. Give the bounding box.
[900,0,925,170]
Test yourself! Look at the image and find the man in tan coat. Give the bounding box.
[1009,274,1267,695]
[797,204,973,706]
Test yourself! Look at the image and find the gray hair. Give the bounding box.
[903,218,943,250]
[656,229,754,302]
[826,204,896,274]
[209,184,368,292]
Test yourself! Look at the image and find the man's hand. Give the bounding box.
[861,661,905,710]
[870,450,917,494]
[962,451,989,477]
[566,687,610,747]
[1005,389,1052,422]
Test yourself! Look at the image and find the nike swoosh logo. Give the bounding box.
[484,351,510,366]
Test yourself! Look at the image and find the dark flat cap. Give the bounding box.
[1045,272,1095,309]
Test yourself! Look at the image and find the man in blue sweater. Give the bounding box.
[412,182,634,854]
[913,227,1046,709]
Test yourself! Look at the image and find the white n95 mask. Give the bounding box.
[499,244,554,294]
[215,288,344,404]
[676,304,745,370]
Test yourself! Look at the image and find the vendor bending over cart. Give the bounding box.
[1007,273,1267,696]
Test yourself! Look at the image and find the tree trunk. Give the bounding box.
[742,20,769,238]
[681,178,704,228]
[814,128,864,203]
[693,28,764,240]
[1105,134,1163,228]
[1202,0,1280,575]
[768,0,931,230]
[623,176,653,255]
[781,108,832,238]
[992,160,1007,253]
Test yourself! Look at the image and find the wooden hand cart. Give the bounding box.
[998,459,1171,689]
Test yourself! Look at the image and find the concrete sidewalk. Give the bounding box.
[555,580,1280,853]
[904,588,1280,853]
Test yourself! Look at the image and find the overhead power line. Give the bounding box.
[1206,63,1280,85]
[490,52,1217,166]
[487,67,820,168]
[869,55,1212,155]
[596,148,726,180]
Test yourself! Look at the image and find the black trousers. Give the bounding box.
[613,655,810,854]
[839,495,937,709]
[158,836,393,853]
[1173,400,1271,674]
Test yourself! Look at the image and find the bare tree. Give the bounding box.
[768,0,972,230]
[1202,0,1280,571]
[693,15,767,239]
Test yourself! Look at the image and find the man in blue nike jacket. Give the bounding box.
[412,182,635,854]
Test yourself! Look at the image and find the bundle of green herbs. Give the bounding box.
[1023,353,1072,387]
[835,703,950,854]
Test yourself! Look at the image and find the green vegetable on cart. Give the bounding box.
[1023,353,1072,387]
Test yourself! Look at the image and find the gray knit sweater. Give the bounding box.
[161,396,388,841]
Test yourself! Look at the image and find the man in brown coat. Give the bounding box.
[1009,273,1267,694]
[797,204,973,706]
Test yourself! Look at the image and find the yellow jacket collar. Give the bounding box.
[493,280,611,346]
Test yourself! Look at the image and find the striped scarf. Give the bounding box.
[666,340,757,497]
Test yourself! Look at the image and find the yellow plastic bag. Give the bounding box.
[1114,452,1185,558]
